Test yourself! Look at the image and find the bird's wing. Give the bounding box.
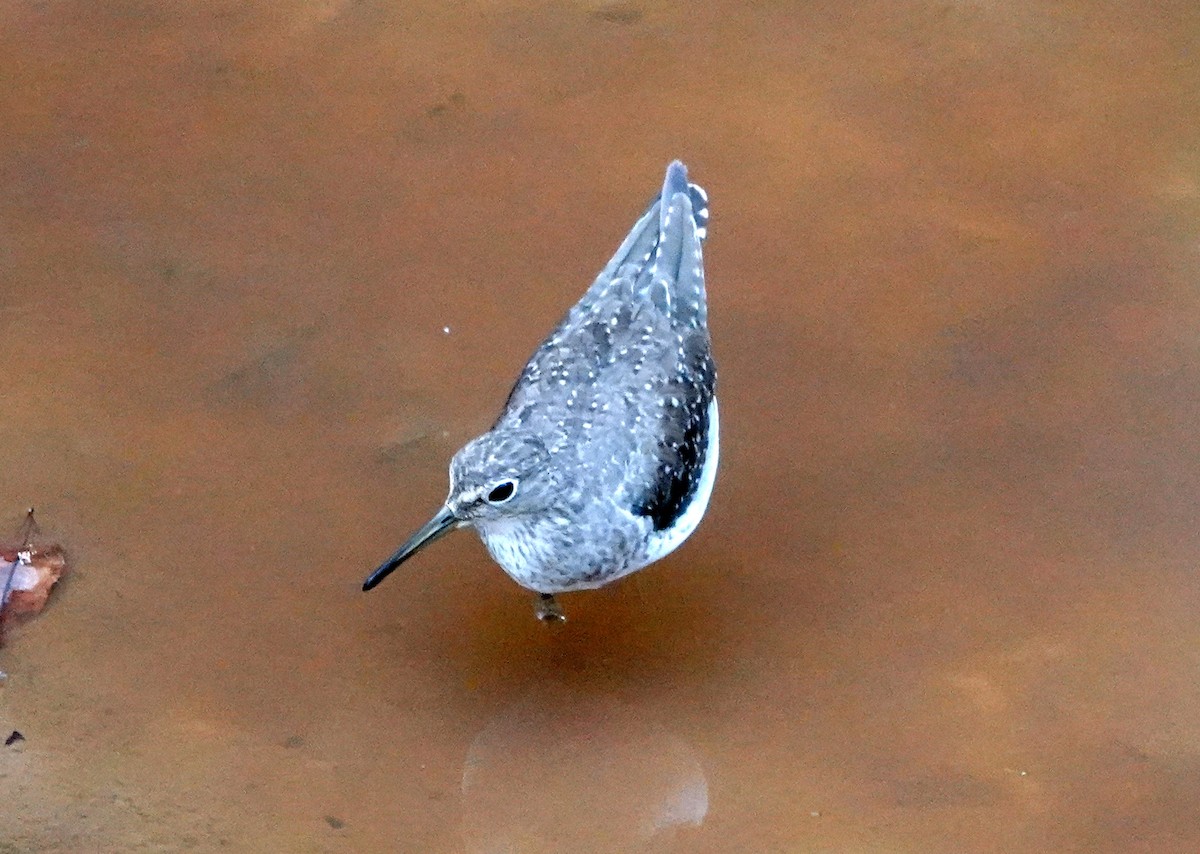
[500,161,709,423]
[625,325,716,531]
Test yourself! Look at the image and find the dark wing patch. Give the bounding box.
[631,337,715,531]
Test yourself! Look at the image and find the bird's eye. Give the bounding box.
[486,480,517,503]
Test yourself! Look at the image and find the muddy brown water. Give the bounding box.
[2,1,1199,851]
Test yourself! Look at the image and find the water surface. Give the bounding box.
[2,1,1199,851]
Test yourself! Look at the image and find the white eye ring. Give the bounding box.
[485,479,518,504]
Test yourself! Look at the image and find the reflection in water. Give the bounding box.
[461,685,707,853]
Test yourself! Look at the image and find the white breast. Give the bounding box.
[478,518,555,589]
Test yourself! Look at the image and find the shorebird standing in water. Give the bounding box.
[363,160,718,621]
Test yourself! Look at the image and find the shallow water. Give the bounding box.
[2,0,1199,851]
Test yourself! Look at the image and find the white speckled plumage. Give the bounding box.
[364,161,718,616]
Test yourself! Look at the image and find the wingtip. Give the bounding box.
[663,160,689,198]
[659,159,708,242]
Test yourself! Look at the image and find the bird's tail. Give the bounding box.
[600,162,708,277]
[592,160,709,326]
[643,160,708,326]
[660,160,708,241]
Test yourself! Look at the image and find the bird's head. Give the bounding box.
[445,429,562,522]
[361,427,562,591]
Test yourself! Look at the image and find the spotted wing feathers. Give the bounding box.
[498,160,716,526]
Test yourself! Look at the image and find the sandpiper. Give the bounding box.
[363,160,718,621]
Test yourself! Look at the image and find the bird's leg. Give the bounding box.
[534,593,566,623]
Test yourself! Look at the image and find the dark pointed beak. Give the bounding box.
[362,505,458,592]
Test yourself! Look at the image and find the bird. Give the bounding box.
[363,160,718,621]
